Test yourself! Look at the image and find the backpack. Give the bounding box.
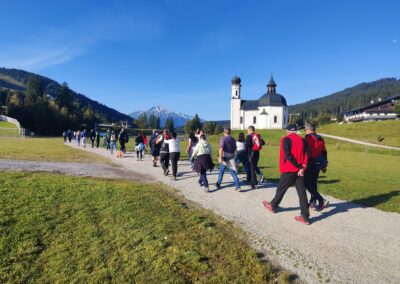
[251,133,264,151]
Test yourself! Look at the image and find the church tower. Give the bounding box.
[231,75,242,129]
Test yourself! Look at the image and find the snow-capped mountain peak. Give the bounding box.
[129,106,196,127]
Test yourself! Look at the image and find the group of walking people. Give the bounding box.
[65,123,329,225]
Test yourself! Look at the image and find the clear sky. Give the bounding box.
[1,0,399,120]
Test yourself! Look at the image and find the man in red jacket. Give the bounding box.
[304,124,329,211]
[263,124,311,224]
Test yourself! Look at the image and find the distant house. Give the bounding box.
[344,95,400,122]
[230,75,288,130]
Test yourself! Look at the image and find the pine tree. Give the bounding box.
[56,82,73,110]
[137,113,148,129]
[165,117,174,131]
[25,75,44,105]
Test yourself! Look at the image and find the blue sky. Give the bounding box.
[1,0,399,120]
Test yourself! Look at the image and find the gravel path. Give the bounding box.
[7,143,400,284]
[0,159,151,181]
[319,133,400,150]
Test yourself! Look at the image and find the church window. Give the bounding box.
[240,116,243,124]
[253,116,257,124]
[236,90,238,97]
[274,116,277,123]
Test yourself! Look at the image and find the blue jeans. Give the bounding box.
[217,163,240,189]
[110,142,117,154]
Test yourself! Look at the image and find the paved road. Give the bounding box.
[15,143,400,284]
[319,133,400,151]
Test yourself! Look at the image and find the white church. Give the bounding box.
[230,75,288,130]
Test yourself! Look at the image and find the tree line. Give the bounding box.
[289,77,400,126]
[0,75,115,135]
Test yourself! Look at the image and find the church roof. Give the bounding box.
[231,75,241,85]
[258,92,287,107]
[241,100,259,110]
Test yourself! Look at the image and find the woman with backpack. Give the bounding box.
[186,132,198,170]
[165,131,180,181]
[235,132,251,182]
[135,132,145,161]
[191,134,214,192]
[150,129,161,167]
[157,130,171,176]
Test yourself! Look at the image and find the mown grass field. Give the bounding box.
[0,172,289,283]
[0,137,110,163]
[180,129,400,213]
[317,120,400,148]
[0,121,19,137]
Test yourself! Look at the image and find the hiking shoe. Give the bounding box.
[262,201,275,213]
[165,169,169,176]
[204,186,209,192]
[294,216,310,225]
[170,176,177,181]
[317,200,330,212]
[216,182,221,189]
[235,187,241,191]
[259,175,265,183]
[309,200,317,211]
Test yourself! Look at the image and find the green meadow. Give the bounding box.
[317,120,400,148]
[181,128,400,213]
[0,137,110,163]
[0,121,19,137]
[0,172,287,283]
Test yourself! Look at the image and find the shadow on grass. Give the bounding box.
[312,191,399,223]
[351,190,400,208]
[318,179,341,184]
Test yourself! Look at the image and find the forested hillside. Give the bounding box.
[0,67,132,135]
[289,78,400,123]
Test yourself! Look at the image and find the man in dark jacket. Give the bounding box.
[263,124,311,225]
[95,131,101,148]
[304,124,329,211]
[118,128,129,153]
[246,125,266,189]
[89,129,96,148]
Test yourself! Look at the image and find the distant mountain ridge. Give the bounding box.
[289,78,400,119]
[0,67,132,122]
[130,106,199,127]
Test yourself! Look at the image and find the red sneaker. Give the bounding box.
[262,201,275,213]
[295,216,310,225]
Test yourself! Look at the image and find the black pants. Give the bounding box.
[270,172,310,219]
[96,139,100,148]
[160,153,170,173]
[170,152,180,177]
[91,139,95,148]
[305,164,324,205]
[136,150,144,159]
[248,151,262,186]
[120,142,126,153]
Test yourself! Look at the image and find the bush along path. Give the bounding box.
[66,143,400,284]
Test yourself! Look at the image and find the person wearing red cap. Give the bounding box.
[263,124,311,224]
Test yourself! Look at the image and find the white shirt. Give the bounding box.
[166,138,180,153]
[236,141,246,152]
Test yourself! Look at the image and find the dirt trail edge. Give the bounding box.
[65,143,400,284]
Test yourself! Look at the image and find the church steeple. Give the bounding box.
[267,74,277,93]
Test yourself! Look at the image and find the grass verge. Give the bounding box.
[0,171,289,283]
[317,120,400,148]
[0,121,19,137]
[0,138,110,163]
